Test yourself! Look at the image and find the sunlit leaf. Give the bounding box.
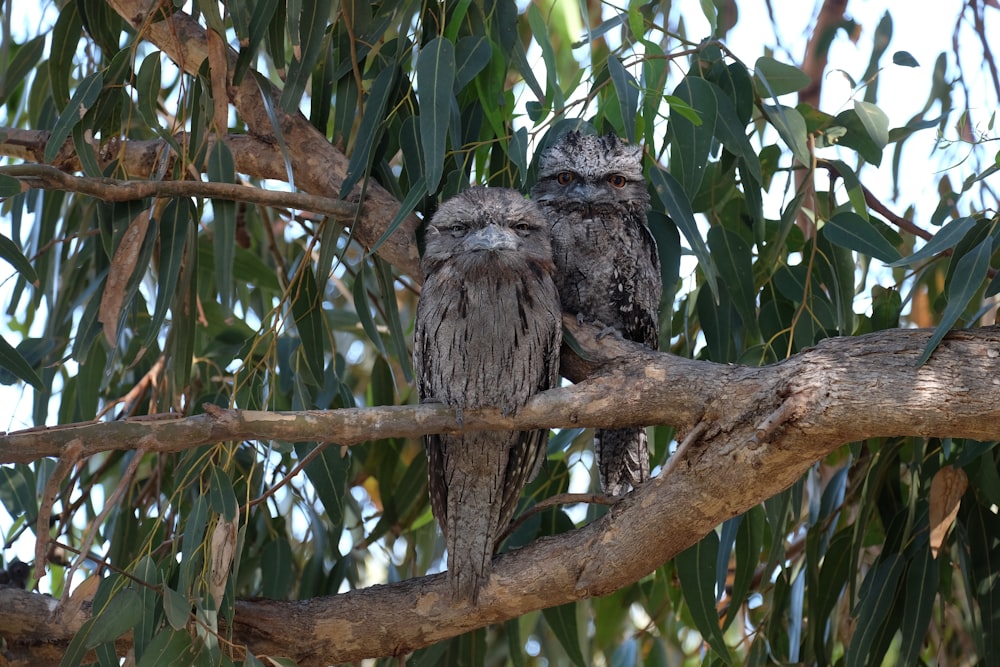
[888,216,976,267]
[761,104,811,166]
[854,100,890,149]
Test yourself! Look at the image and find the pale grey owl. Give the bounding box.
[413,186,561,601]
[531,131,661,496]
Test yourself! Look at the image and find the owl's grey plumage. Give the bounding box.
[413,186,561,601]
[531,131,661,496]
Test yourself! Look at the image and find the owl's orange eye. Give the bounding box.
[608,174,628,188]
[556,172,574,185]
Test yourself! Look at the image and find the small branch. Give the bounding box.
[0,164,358,218]
[818,159,933,240]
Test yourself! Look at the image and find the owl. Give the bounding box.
[413,186,562,601]
[531,131,661,496]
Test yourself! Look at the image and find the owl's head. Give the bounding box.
[421,187,554,278]
[531,131,648,212]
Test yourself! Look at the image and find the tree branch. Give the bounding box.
[3,324,1000,663]
[0,164,358,218]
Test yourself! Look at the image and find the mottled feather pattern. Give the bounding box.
[413,187,561,601]
[531,131,662,496]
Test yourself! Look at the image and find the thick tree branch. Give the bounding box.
[3,324,1000,663]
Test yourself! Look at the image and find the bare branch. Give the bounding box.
[4,324,1000,663]
[0,164,358,218]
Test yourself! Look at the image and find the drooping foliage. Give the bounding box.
[1,0,999,664]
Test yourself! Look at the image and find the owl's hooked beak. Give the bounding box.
[464,224,518,253]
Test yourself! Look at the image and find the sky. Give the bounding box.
[1,0,997,583]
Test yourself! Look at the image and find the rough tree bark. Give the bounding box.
[2,322,1000,664]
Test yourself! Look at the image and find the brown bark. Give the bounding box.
[3,323,1000,664]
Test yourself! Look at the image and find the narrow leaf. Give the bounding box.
[607,55,639,142]
[208,141,237,314]
[543,602,587,667]
[44,72,103,162]
[708,226,758,337]
[846,555,904,667]
[352,260,387,356]
[453,35,491,91]
[0,335,45,390]
[0,232,37,282]
[761,104,811,166]
[676,532,732,662]
[146,198,192,349]
[0,35,45,105]
[279,0,332,112]
[87,589,142,647]
[416,37,456,192]
[648,166,719,301]
[898,543,939,665]
[893,51,920,67]
[340,66,396,197]
[918,237,992,364]
[888,216,976,267]
[822,211,902,263]
[289,266,325,385]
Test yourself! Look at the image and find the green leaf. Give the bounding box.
[0,35,45,105]
[295,442,348,533]
[607,55,639,143]
[352,260,387,357]
[234,0,280,84]
[0,231,36,282]
[0,174,20,198]
[374,256,413,382]
[44,71,103,162]
[260,538,295,599]
[711,82,762,184]
[669,76,717,198]
[136,628,201,667]
[416,37,456,193]
[133,556,160,660]
[508,127,529,187]
[918,236,992,365]
[889,216,976,267]
[676,531,732,663]
[0,335,44,390]
[826,158,869,221]
[854,100,890,149]
[543,601,587,667]
[648,166,719,301]
[822,211,901,263]
[726,507,765,630]
[208,464,238,521]
[846,555,904,667]
[754,57,811,97]
[289,265,325,386]
[0,464,37,520]
[88,589,142,647]
[279,0,332,112]
[893,51,920,67]
[146,198,192,351]
[208,141,237,314]
[340,65,396,197]
[898,542,938,666]
[761,104,811,166]
[454,35,491,92]
[49,3,82,110]
[369,178,425,256]
[136,52,162,129]
[708,226,759,337]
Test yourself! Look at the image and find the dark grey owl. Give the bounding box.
[413,186,562,602]
[531,131,661,496]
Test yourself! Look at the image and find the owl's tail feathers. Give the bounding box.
[595,427,651,496]
[444,444,508,603]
